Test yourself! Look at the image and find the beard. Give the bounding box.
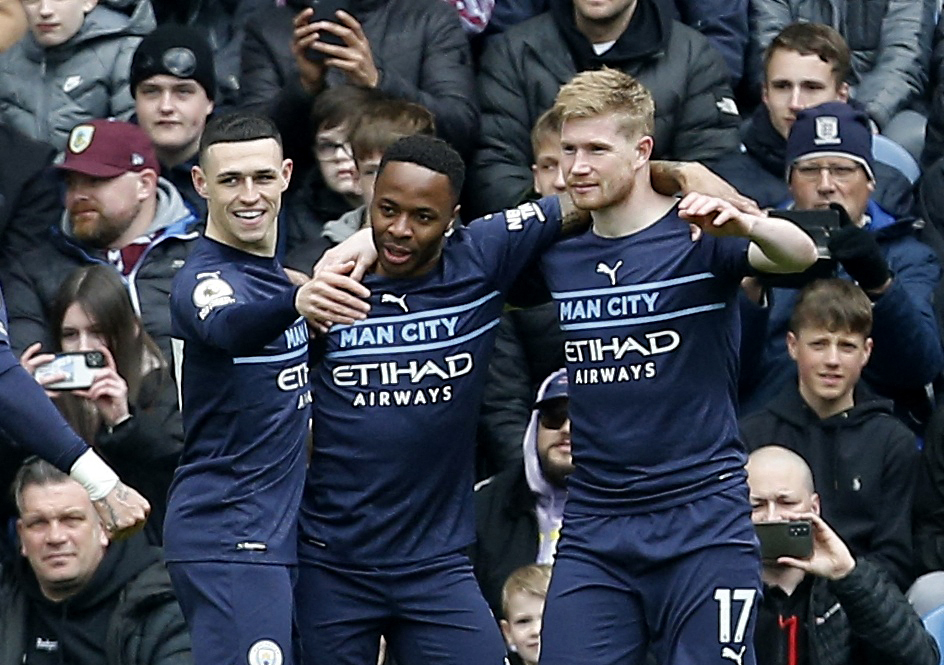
[69,206,137,250]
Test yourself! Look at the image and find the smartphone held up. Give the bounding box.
[34,351,107,391]
[755,519,813,562]
[306,0,350,59]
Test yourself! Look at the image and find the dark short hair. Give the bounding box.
[789,278,872,336]
[199,112,282,164]
[764,22,852,87]
[350,98,436,164]
[12,457,70,515]
[377,135,465,202]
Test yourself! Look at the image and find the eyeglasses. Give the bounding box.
[315,140,353,161]
[538,400,570,430]
[793,164,862,182]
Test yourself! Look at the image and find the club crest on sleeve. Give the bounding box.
[247,639,283,665]
[192,272,236,320]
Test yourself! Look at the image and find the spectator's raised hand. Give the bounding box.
[74,346,130,429]
[777,511,856,581]
[308,10,379,88]
[19,342,66,397]
[291,8,328,94]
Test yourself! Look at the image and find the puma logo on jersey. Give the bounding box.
[721,645,746,665]
[381,293,409,312]
[595,260,623,286]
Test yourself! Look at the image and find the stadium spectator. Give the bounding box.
[746,445,939,665]
[473,369,572,618]
[0,457,190,665]
[19,265,182,546]
[468,0,741,217]
[131,23,217,219]
[741,279,920,590]
[0,0,155,150]
[0,119,200,363]
[739,102,943,423]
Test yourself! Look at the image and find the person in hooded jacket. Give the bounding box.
[468,0,741,218]
[472,368,573,619]
[0,457,191,665]
[0,119,200,365]
[0,0,155,151]
[740,278,920,591]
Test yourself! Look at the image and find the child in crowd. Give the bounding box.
[500,564,552,665]
[0,0,154,150]
[529,107,567,198]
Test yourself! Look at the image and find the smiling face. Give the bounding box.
[560,113,646,212]
[370,160,458,279]
[22,0,96,47]
[500,590,545,665]
[16,479,108,602]
[134,74,214,166]
[194,137,292,256]
[787,326,872,418]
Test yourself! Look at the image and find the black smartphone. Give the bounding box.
[759,208,841,289]
[34,351,107,391]
[755,520,813,562]
[306,0,350,58]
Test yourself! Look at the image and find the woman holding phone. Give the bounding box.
[19,265,182,545]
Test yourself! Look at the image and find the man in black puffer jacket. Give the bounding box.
[468,0,741,218]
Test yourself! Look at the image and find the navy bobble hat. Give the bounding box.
[130,24,216,101]
[785,101,875,182]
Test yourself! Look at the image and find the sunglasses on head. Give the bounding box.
[538,400,569,430]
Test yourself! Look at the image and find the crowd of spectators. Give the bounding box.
[3,0,944,663]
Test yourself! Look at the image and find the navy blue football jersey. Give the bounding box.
[300,198,562,566]
[166,237,311,564]
[0,285,88,471]
[540,207,753,514]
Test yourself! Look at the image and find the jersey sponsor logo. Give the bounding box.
[277,361,310,391]
[565,331,679,363]
[595,260,623,286]
[247,639,283,665]
[351,384,453,407]
[333,352,473,387]
[381,292,409,312]
[192,272,236,320]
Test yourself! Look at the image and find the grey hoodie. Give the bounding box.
[0,0,155,150]
[522,368,569,564]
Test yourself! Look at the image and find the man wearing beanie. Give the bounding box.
[0,119,200,364]
[739,101,944,425]
[132,24,216,219]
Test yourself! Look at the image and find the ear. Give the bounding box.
[192,165,209,200]
[811,492,821,516]
[862,336,874,363]
[786,331,799,360]
[280,159,294,192]
[761,81,769,107]
[82,0,98,13]
[531,164,540,194]
[837,82,850,103]
[96,521,109,548]
[500,619,513,647]
[635,135,654,167]
[138,169,158,201]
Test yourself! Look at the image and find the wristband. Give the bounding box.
[69,449,119,501]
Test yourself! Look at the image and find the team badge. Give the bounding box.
[192,273,236,320]
[813,116,841,145]
[68,125,95,154]
[247,639,283,665]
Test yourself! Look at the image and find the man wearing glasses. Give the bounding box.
[472,368,574,619]
[740,101,943,417]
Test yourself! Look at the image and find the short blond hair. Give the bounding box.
[553,68,655,140]
[501,564,552,617]
[530,107,562,157]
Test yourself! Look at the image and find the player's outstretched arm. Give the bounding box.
[69,449,150,539]
[678,193,816,273]
[297,260,371,333]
